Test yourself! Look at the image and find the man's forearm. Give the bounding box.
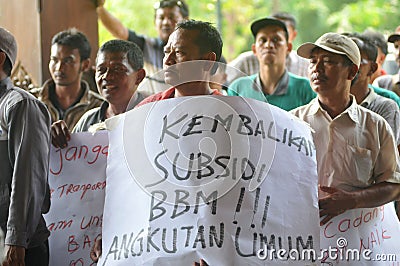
[96,6,129,40]
[354,181,400,209]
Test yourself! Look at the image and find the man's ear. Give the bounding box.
[287,42,293,56]
[80,58,91,72]
[202,52,217,72]
[0,52,6,68]
[135,68,146,85]
[251,43,256,55]
[348,64,359,80]
[368,61,378,76]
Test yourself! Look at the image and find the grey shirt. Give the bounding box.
[360,88,400,145]
[0,77,51,248]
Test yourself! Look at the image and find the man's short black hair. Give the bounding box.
[175,20,223,62]
[154,0,189,18]
[362,30,388,55]
[52,28,91,61]
[344,32,378,62]
[271,11,297,30]
[97,39,144,71]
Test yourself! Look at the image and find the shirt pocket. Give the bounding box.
[343,144,374,187]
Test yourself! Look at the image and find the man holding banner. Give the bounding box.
[292,33,400,263]
[98,19,320,265]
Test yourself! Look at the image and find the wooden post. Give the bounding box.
[0,0,99,86]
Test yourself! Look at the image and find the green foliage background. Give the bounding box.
[99,0,400,62]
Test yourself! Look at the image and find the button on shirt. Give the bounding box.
[291,96,400,194]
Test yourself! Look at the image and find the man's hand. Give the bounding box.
[90,235,102,263]
[193,259,208,266]
[51,120,71,148]
[2,245,25,266]
[319,186,357,225]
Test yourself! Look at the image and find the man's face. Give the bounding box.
[95,51,139,105]
[163,29,209,86]
[49,44,86,87]
[308,48,354,96]
[155,6,185,43]
[252,25,290,67]
[394,39,400,67]
[352,52,374,87]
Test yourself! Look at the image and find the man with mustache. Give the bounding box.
[136,20,223,107]
[95,0,189,95]
[30,29,103,129]
[292,32,400,226]
[373,26,400,96]
[227,17,316,111]
[51,40,146,148]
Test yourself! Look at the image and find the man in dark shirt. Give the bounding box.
[0,27,51,266]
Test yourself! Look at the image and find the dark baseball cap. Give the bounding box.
[250,17,288,38]
[0,27,17,69]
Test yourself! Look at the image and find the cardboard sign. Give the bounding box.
[100,96,320,265]
[45,131,108,266]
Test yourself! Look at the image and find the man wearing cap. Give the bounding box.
[373,26,400,95]
[292,32,400,226]
[227,17,316,111]
[0,28,51,265]
[226,12,310,84]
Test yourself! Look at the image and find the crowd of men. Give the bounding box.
[1,0,400,265]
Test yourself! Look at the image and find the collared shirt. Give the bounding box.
[226,50,309,84]
[371,84,400,108]
[291,96,400,194]
[360,88,400,145]
[227,71,316,111]
[373,70,400,96]
[73,92,145,133]
[0,77,51,248]
[30,79,104,129]
[136,87,222,108]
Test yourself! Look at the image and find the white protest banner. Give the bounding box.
[320,203,400,265]
[100,96,320,265]
[45,131,108,266]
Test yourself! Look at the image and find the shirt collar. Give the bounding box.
[308,95,359,124]
[360,87,376,108]
[254,70,289,96]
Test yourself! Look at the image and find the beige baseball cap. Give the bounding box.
[297,32,360,67]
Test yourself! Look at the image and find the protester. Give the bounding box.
[373,25,400,95]
[226,11,309,84]
[362,30,389,83]
[90,20,223,263]
[0,27,51,266]
[51,39,145,147]
[292,32,400,225]
[347,33,400,147]
[136,19,223,107]
[227,17,316,111]
[96,0,189,95]
[30,28,103,129]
